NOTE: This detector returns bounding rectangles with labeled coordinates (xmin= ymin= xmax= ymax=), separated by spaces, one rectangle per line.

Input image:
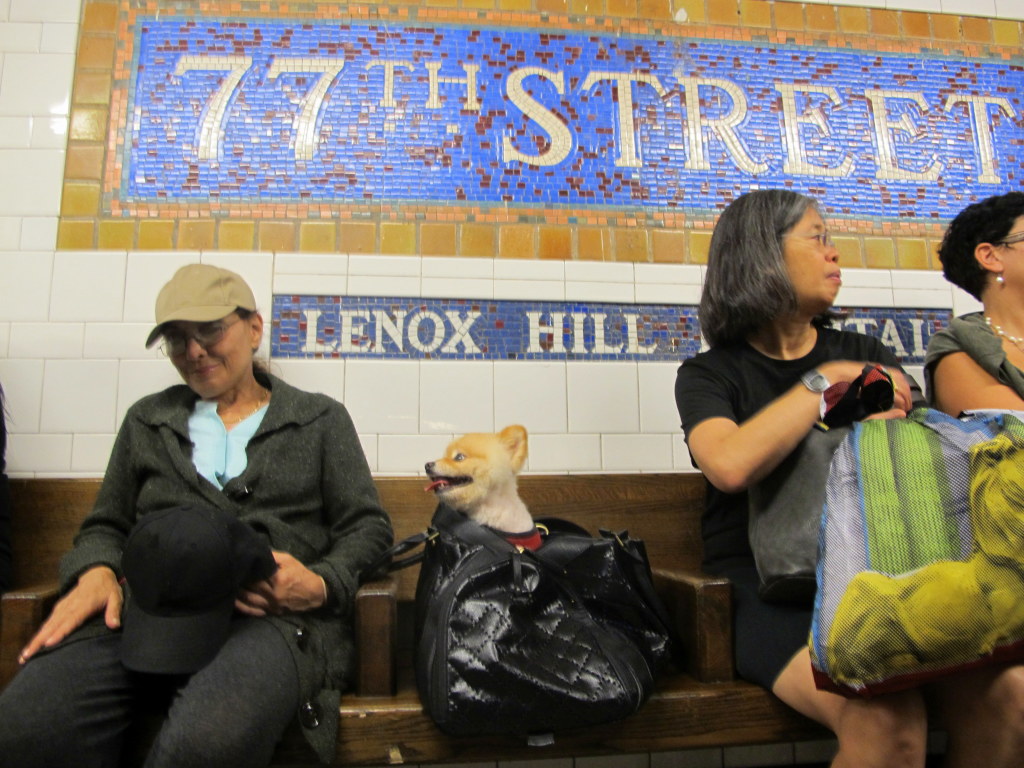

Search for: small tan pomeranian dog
xmin=424 ymin=425 xmax=541 ymax=549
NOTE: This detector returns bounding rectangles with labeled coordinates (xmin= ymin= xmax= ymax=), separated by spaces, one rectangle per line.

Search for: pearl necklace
xmin=220 ymin=389 xmax=268 ymax=425
xmin=984 ymin=316 xmax=1024 ymax=353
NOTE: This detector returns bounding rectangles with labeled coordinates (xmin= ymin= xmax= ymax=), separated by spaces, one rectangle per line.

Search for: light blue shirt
xmin=189 ymin=400 xmax=268 ymax=489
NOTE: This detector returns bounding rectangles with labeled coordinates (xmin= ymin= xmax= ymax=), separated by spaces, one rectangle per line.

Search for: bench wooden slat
xmin=335 ymin=673 xmax=823 ymax=766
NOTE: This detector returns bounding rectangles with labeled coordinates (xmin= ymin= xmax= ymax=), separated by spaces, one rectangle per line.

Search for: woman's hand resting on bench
xmin=18 ymin=565 xmax=123 ymax=664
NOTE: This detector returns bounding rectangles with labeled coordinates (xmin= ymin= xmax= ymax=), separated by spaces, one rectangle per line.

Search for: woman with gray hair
xmin=675 ymin=189 xmax=964 ymax=766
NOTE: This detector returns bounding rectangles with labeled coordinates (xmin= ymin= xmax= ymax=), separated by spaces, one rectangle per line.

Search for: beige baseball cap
xmin=146 ymin=264 xmax=257 ymax=348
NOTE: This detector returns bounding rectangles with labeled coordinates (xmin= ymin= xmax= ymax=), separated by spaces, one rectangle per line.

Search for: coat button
xmin=294 ymin=627 xmax=309 ymax=651
xmin=300 ymin=701 xmax=321 ymax=729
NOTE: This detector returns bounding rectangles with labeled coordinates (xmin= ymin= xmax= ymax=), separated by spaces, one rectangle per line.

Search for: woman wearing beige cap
xmin=0 ymin=264 xmax=394 ymax=767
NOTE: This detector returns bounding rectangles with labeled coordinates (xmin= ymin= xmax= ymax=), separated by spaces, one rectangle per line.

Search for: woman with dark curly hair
xmin=926 ymin=191 xmax=1024 ymax=414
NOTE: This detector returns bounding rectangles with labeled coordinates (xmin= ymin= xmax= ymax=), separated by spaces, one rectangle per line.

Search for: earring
xmin=997 ymin=274 xmax=1006 ymax=285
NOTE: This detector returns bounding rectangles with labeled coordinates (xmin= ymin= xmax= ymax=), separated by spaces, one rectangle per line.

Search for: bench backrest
xmin=9 ymin=474 xmax=707 ymax=600
xmin=9 ymin=478 xmax=100 ymax=588
xmin=377 ymin=474 xmax=706 ymax=600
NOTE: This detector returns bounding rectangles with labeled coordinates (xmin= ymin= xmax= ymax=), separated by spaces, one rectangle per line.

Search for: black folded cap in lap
xmin=121 ymin=505 xmax=277 ymax=675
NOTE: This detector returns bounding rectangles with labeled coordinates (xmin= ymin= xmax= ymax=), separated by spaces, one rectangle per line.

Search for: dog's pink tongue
xmin=425 ymin=479 xmax=449 ymax=493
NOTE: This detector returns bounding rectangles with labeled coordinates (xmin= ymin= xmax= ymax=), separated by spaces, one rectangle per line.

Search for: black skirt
xmin=710 ymin=560 xmax=813 ymax=690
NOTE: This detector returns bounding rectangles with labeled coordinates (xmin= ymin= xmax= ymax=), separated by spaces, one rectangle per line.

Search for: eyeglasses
xmin=160 ymin=317 xmax=240 ymax=356
xmin=995 ymin=232 xmax=1024 ymax=248
xmin=786 ymin=231 xmax=835 ymax=250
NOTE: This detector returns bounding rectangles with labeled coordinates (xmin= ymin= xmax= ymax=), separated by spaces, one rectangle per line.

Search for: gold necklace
xmin=984 ymin=316 xmax=1024 ymax=353
xmin=220 ymin=389 xmax=268 ymax=425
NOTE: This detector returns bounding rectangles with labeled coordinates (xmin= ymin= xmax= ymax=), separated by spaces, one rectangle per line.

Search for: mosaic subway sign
xmin=123 ymin=19 xmax=1023 ymax=219
xmin=271 ymin=297 xmax=950 ymax=363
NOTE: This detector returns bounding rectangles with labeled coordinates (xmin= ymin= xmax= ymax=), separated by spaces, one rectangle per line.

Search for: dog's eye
xmin=453 ymin=452 xmax=465 ymax=461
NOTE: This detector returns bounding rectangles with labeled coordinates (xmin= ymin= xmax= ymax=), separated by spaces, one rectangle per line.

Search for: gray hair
xmin=699 ymin=189 xmax=819 ymax=347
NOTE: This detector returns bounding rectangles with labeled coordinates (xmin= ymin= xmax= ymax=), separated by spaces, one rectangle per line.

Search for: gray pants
xmin=0 ymin=617 xmax=300 ymax=768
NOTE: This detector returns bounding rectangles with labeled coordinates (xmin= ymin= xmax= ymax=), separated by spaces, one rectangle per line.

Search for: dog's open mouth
xmin=424 ymin=474 xmax=472 ymax=493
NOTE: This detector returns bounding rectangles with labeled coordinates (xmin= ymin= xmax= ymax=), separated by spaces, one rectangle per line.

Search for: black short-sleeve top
xmin=674 ymin=327 xmax=911 ymax=570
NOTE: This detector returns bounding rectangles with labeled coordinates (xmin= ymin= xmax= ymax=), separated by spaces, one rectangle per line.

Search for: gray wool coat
xmin=57 ymin=372 xmax=394 ymax=762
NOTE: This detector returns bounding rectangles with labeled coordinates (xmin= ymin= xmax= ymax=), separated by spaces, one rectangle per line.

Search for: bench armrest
xmin=353 ymin=574 xmax=398 ymax=697
xmin=0 ymin=582 xmax=61 ymax=690
xmin=653 ymin=568 xmax=733 ymax=683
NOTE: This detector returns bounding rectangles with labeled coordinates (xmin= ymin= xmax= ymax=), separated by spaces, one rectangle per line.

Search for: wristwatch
xmin=800 ymin=369 xmax=830 ymax=393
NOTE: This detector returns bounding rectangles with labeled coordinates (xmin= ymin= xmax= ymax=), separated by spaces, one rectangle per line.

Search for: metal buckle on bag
xmin=514 ymin=523 xmax=549 ymax=552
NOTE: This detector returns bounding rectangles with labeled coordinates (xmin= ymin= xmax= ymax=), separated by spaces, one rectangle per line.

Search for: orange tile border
xmin=57 ymin=220 xmax=96 ymax=250
xmin=864 ymin=237 xmax=897 ymax=269
xmin=381 ymin=222 xmax=417 ymax=254
xmin=870 ymin=9 xmax=900 ymax=37
xmin=420 ymin=222 xmax=457 ymax=256
xmin=339 ymin=222 xmax=377 ymax=254
xmin=461 ymin=223 xmax=496 ymax=257
xmin=805 ymin=4 xmax=835 ymax=33
xmin=218 ymin=221 xmax=257 ymax=250
xmin=651 ymin=229 xmax=684 ymax=264
xmin=896 ymin=238 xmax=932 ymax=270
xmin=539 ymin=226 xmax=572 ymax=260
xmin=837 ymin=6 xmax=868 ymax=34
xmin=962 ymin=16 xmax=993 ymax=43
xmin=577 ymin=227 xmax=612 ymax=261
xmin=498 ymin=224 xmax=536 ymax=259
xmin=98 ymin=219 xmax=135 ymax=249
xmin=739 ymin=0 xmax=770 ymax=28
xmin=614 ymin=228 xmax=649 ymax=262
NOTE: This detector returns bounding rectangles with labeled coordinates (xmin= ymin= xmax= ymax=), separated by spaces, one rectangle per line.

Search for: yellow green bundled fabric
xmin=811 ymin=410 xmax=1024 ymax=696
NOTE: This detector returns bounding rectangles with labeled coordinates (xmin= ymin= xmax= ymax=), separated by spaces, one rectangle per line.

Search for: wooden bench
xmin=1 ymin=475 xmax=828 ymax=766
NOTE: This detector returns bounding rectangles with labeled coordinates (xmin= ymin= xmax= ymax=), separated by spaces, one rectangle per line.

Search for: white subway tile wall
xmin=124 ymin=252 xmax=197 ymax=322
xmin=0 ymin=252 xmax=54 ymax=321
xmin=0 ymin=1 xmax=1009 ymax=765
xmin=493 ymin=361 xmax=569 ymax=435
xmin=50 ymin=251 xmax=127 ymax=322
xmin=8 ymin=0 xmax=82 ymax=22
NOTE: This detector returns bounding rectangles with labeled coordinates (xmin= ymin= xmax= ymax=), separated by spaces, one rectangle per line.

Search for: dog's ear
xmin=498 ymin=425 xmax=528 ymax=472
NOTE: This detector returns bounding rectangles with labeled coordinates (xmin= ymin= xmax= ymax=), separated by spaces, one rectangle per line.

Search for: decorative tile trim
xmin=56 ymin=0 xmax=1023 ymax=255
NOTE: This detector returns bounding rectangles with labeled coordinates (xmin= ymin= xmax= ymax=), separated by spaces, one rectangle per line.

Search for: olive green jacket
xmin=59 ymin=372 xmax=393 ymax=762
xmin=925 ymin=311 xmax=1024 ymax=403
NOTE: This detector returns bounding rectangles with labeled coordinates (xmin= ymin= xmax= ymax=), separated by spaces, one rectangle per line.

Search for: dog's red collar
xmin=502 ymin=527 xmax=544 ymax=551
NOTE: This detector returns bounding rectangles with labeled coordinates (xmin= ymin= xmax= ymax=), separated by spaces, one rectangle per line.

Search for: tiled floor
xmin=452 ymin=737 xmax=948 ymax=768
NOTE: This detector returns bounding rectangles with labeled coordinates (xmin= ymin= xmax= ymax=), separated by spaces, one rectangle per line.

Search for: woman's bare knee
xmin=832 ymin=692 xmax=928 ymax=768
xmin=772 ymin=650 xmax=928 ymax=768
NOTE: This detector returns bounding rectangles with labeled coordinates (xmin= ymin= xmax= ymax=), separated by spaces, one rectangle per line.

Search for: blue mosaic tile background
xmin=271 ymin=296 xmax=950 ymax=364
xmin=124 ymin=19 xmax=1023 ymax=220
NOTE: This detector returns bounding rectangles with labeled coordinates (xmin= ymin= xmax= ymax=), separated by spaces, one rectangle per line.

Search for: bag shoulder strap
xmin=366 ymin=504 xmax=518 ymax=578
xmin=364 ymin=529 xmax=434 ymax=578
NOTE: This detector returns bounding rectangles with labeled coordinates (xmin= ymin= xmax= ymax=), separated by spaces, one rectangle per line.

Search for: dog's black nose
xmin=425 ymin=461 xmax=434 ymax=473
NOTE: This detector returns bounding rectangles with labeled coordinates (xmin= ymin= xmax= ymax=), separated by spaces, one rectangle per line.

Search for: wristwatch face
xmin=802 ymin=370 xmax=830 ymax=393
